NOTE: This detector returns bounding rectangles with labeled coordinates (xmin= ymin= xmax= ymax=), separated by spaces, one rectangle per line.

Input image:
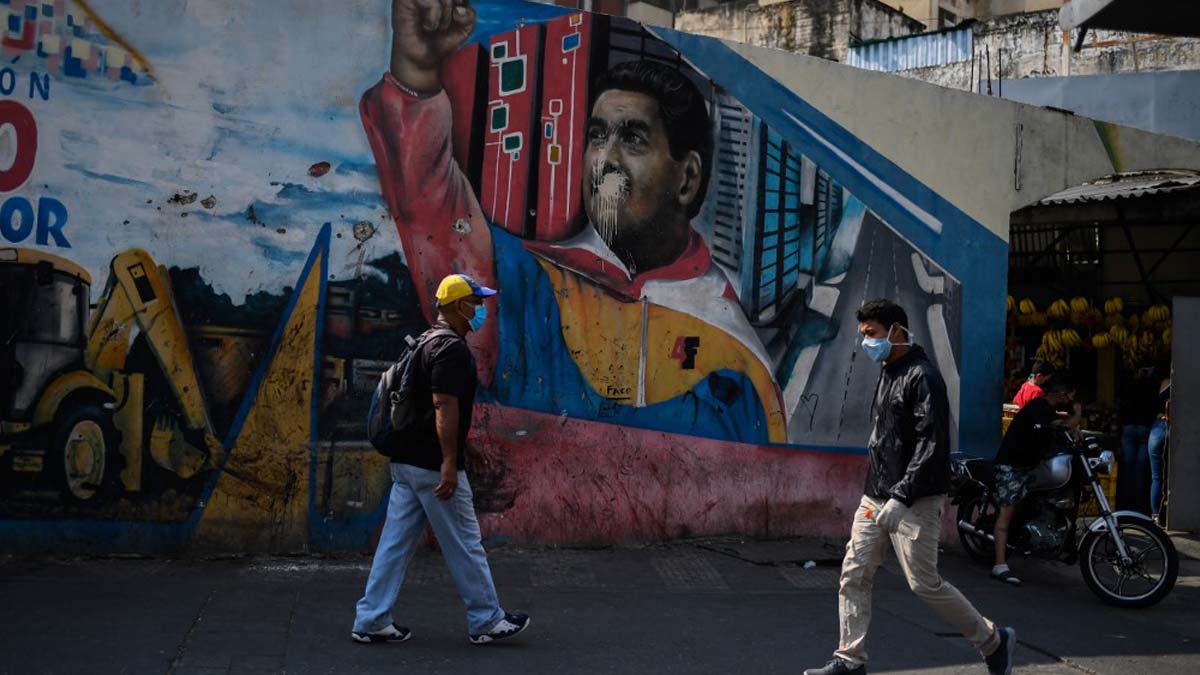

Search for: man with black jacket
xmin=805 ymin=300 xmax=1016 ymax=675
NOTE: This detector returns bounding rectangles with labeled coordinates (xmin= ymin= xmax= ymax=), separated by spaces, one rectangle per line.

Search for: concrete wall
xmin=2 ymin=0 xmax=1199 ymax=556
xmin=990 ymin=71 xmax=1200 ymax=142
xmin=626 ymin=1 xmax=676 ymax=27
xmin=675 ymin=0 xmax=924 ymax=61
xmin=894 ymin=10 xmax=1200 ymax=92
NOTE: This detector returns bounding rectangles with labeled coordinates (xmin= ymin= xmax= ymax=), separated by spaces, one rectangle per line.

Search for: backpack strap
xmin=415 ymin=326 xmax=460 ymax=350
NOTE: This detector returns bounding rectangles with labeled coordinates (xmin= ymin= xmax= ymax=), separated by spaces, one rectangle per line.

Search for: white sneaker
xmin=351 ymin=623 xmax=412 ymax=644
xmin=469 ymin=612 xmax=530 ymax=644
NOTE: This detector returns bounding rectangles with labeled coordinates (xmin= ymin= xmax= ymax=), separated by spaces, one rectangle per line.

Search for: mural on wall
xmin=0 ymin=0 xmax=980 ymax=553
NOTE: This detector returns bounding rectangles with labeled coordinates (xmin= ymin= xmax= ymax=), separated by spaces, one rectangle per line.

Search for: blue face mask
xmin=862 ymin=336 xmax=892 ymax=363
xmin=467 ymin=303 xmax=487 ymax=332
xmin=861 ymin=324 xmax=910 ymax=363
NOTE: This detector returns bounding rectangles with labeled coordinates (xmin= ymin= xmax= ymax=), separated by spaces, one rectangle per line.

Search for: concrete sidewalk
xmin=2 ymin=537 xmax=1198 ymax=674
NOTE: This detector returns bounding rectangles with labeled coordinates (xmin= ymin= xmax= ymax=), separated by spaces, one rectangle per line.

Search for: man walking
xmin=352 ymin=273 xmax=530 ymax=645
xmin=804 ymin=300 xmax=1015 ymax=675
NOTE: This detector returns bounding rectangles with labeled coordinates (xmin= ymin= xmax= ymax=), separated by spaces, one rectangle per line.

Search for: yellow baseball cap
xmin=435 ymin=273 xmax=497 ymax=307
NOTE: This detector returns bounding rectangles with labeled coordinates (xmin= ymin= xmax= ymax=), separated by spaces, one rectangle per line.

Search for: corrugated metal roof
xmin=1039 ymin=171 xmax=1200 ymax=205
xmin=846 ymin=27 xmax=972 ymax=73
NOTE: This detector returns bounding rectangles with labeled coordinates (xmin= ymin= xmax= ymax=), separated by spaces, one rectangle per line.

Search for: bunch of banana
xmin=1109 ymin=324 xmax=1130 ymax=343
xmin=1144 ymin=305 xmax=1171 ymax=326
xmin=1006 ymin=295 xmax=1015 ymax=313
xmin=1103 ymin=297 xmax=1124 ymax=315
xmin=1039 ymin=330 xmax=1071 ymax=365
xmin=1060 ymin=328 xmax=1083 ymax=348
xmin=1018 ymin=298 xmax=1037 ymax=315
xmin=1163 ymin=327 xmax=1172 ymax=345
xmin=1105 ymin=313 xmax=1126 ymax=329
xmin=1047 ymin=299 xmax=1071 ymax=321
xmin=1070 ymin=297 xmax=1090 ymax=313
xmin=1140 ymin=331 xmax=1156 ymax=350
xmin=1142 ymin=305 xmax=1171 ymax=324
xmin=1092 ymin=333 xmax=1112 ymax=349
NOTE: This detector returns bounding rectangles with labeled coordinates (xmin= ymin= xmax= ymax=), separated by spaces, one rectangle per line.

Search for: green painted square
xmin=499 ymin=59 xmax=524 ymax=94
xmin=491 ymin=106 xmax=508 ymax=132
xmin=503 ymin=133 xmax=521 ymax=152
xmin=491 ymin=42 xmax=507 ymax=60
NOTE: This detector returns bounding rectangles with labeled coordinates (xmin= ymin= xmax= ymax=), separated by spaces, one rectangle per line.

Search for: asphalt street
xmin=3 ymin=535 xmax=1198 ymax=674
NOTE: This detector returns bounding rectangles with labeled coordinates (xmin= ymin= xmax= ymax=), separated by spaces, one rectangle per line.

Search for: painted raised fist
xmin=391 ymin=0 xmax=476 ymax=89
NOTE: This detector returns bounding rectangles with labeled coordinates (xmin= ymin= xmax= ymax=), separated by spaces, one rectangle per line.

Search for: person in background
xmin=803 ymin=299 xmax=1016 ymax=675
xmin=1013 ymin=360 xmax=1054 ymax=409
xmin=991 ymin=377 xmax=1080 ymax=586
xmin=1148 ymin=376 xmax=1171 ymax=524
xmin=1117 ymin=365 xmax=1162 ymax=512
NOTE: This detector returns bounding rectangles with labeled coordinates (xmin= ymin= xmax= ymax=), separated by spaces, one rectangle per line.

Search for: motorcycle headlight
xmin=1091 ymin=450 xmax=1115 ymax=474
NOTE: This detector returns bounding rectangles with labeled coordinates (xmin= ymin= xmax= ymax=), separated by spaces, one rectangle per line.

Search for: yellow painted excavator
xmin=0 ymin=246 xmax=223 ymax=500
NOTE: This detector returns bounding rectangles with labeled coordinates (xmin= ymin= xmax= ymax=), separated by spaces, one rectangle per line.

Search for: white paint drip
xmin=591 ymin=164 xmax=627 ymax=250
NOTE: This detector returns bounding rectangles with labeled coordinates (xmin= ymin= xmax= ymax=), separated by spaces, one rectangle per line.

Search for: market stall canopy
xmin=1038 ymin=171 xmax=1200 ymax=206
xmin=1060 ymin=0 xmax=1200 ymax=38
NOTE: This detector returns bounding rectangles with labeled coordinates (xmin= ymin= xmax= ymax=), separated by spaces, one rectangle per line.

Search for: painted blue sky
xmin=7 ymin=0 xmax=564 ymax=303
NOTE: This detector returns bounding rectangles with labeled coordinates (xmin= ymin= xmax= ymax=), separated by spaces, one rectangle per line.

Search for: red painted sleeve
xmin=360 ymin=74 xmax=498 ymax=383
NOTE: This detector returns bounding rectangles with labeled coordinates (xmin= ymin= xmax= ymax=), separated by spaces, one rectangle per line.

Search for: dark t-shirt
xmin=393 ymin=325 xmax=477 ymax=471
xmin=996 ymin=396 xmax=1059 ymax=469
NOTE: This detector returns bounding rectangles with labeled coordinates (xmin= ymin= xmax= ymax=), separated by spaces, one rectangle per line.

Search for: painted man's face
xmin=582 ymin=89 xmax=687 ymax=272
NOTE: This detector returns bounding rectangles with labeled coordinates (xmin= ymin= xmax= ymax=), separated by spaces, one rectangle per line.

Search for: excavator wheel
xmin=48 ymin=402 xmax=120 ymax=501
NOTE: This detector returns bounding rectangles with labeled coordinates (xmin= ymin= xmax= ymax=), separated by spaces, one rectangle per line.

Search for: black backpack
xmin=366 ymin=327 xmax=457 ymax=457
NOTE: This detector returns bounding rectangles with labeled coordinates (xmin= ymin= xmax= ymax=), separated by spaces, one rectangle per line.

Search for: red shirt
xmin=1013 ymin=380 xmax=1045 ymax=409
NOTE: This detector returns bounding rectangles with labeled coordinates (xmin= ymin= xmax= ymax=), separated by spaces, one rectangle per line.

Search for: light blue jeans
xmin=353 ymin=462 xmax=505 ymax=635
xmin=1148 ymin=418 xmax=1169 ymax=517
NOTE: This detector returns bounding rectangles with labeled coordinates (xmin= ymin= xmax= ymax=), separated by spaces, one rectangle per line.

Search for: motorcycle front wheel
xmin=1079 ymin=515 xmax=1178 ymax=608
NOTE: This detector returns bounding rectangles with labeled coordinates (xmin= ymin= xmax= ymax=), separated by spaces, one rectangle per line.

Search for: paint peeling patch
xmin=308 ymin=161 xmax=332 ymax=177
xmin=352 ymin=221 xmax=376 ymax=242
xmin=201 ymin=196 xmax=217 ymax=209
xmin=168 ymin=191 xmax=198 ymax=206
xmin=452 ymin=217 xmax=472 ymax=234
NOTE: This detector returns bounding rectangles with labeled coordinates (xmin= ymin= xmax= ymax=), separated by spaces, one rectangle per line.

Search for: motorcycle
xmin=950 ymin=427 xmax=1178 ymax=608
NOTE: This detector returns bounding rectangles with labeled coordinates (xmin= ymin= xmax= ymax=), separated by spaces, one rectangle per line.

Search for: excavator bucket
xmin=87 ymin=249 xmax=223 ymax=474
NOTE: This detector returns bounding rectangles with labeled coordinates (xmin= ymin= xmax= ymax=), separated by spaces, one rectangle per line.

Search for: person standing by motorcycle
xmin=804 ymin=299 xmax=1016 ymax=675
xmin=991 ymin=377 xmax=1080 ymax=586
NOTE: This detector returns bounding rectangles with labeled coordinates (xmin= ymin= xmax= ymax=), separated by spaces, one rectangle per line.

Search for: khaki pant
xmin=834 ymin=494 xmax=999 ymax=666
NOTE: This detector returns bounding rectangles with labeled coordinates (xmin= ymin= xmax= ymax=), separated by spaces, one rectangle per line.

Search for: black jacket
xmin=864 ymin=345 xmax=951 ymax=506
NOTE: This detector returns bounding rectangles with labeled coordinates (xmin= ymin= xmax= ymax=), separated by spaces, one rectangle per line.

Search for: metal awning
xmin=1039 ymin=171 xmax=1200 ymax=205
xmin=1060 ymin=0 xmax=1200 ymax=38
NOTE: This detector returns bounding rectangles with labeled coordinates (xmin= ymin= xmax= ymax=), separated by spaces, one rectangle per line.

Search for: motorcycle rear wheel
xmin=1079 ymin=515 xmax=1178 ymax=608
xmin=956 ymin=496 xmax=996 ymax=565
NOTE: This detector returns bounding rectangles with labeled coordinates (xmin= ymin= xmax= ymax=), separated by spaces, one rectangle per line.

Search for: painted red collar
xmin=523 ymin=226 xmax=713 ymax=301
